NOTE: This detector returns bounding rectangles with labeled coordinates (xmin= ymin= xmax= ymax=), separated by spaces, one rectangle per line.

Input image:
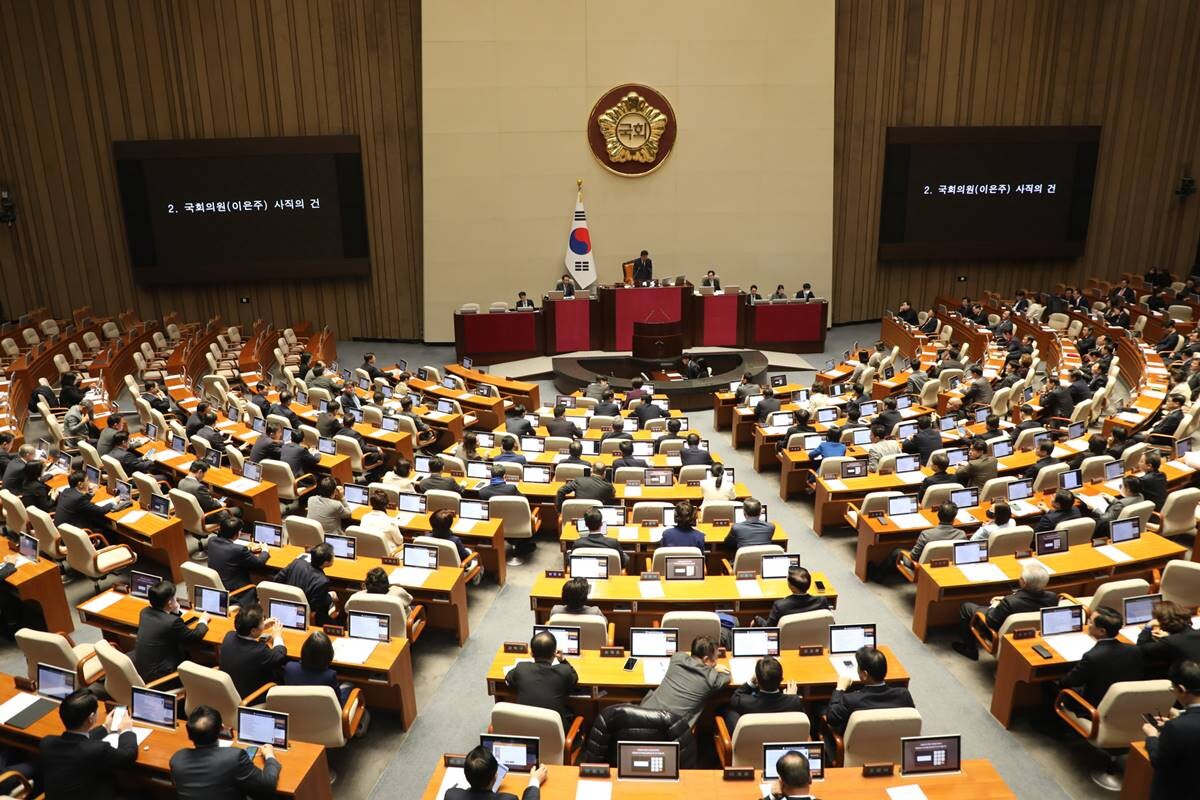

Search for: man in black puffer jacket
xmin=579 ymin=704 xmax=697 ymax=768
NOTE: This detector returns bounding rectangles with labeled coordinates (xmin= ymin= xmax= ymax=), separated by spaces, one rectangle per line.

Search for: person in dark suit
xmin=505 ymin=630 xmax=579 ymax=723
xmin=681 ymin=355 xmax=704 ymax=379
xmin=1022 ymin=439 xmax=1058 ymax=481
xmin=555 ymin=273 xmax=577 ymax=297
xmin=753 ymin=388 xmax=782 ymax=423
xmin=39 ymin=690 xmax=137 ymax=800
xmin=762 ymin=567 xmax=831 ymax=626
xmin=1148 ymin=393 xmax=1186 ymax=438
xmin=515 ymin=291 xmax=536 ymax=309
xmin=555 ymin=473 xmax=616 ymax=509
xmin=18 ymin=461 xmax=54 ymax=513
xmin=494 ymin=436 xmax=528 ymax=465
xmin=208 ymin=516 xmax=267 ymax=598
xmin=194 ymin=411 xmax=228 ymax=452
xmin=1061 ymin=606 xmax=1144 ymax=705
xmin=762 ymin=750 xmax=814 ymax=800
xmin=1034 ymin=489 xmax=1083 ymax=532
xmin=599 ymin=419 xmax=631 ymax=442
xmin=505 ymin=404 xmax=536 ymax=437
xmin=631 ymin=398 xmax=666 ymax=428
xmin=171 ymin=705 xmax=281 ymax=800
xmin=722 ymin=655 xmax=804 ymax=731
xmin=558 ymin=441 xmax=591 ymax=468
xmin=1142 ymin=659 xmax=1200 ymax=800
xmin=874 ymin=397 xmax=903 ymax=435
xmin=733 ymin=373 xmax=762 ymax=403
xmin=248 ymin=421 xmax=285 ymax=463
xmin=701 ymin=270 xmax=721 ymax=290
xmin=55 ymin=470 xmax=123 ymax=529
xmin=545 ymin=405 xmax=582 ymax=438
xmin=446 ymin=746 xmax=546 ymax=800
xmin=594 ymin=390 xmax=621 ymax=418
xmin=655 ymin=417 xmax=686 ymax=453
xmin=825 ymin=647 xmax=915 ymax=738
xmin=178 ymin=460 xmax=227 ymax=515
xmin=776 ymin=410 xmax=814 ymax=453
xmin=280 ymin=429 xmax=321 ymax=478
xmin=133 ymin=579 xmax=211 ymax=682
xmin=610 ymin=440 xmax=648 ymax=471
xmin=917 ymin=452 xmax=958 ymax=503
xmin=1139 ymin=450 xmax=1168 ymax=510
xmin=247 ymin=382 xmax=272 ymax=417
xmin=1137 ymin=600 xmax=1200 ymax=667
xmin=268 ymin=392 xmax=303 ymax=429
xmin=723 ymin=498 xmax=776 ymax=555
xmin=337 ymin=383 xmax=363 ymax=415
xmin=901 ymin=415 xmax=941 ymax=465
xmin=952 ymin=438 xmax=997 ymax=488
xmin=1039 ymin=382 xmax=1076 ymax=421
xmin=219 ymin=603 xmax=288 ymax=699
xmin=570 ymin=508 xmax=628 ymax=568
xmin=275 ymin=543 xmax=338 ymax=625
xmin=185 ymin=402 xmax=210 ymax=438
xmin=795 ymin=283 xmax=817 ymax=301
xmin=478 ymin=463 xmax=521 ymax=500
xmin=417 ymin=457 xmax=462 ymax=495
xmin=140 ymin=379 xmax=174 ymax=416
xmin=679 ymin=434 xmax=714 ymax=467
xmin=108 ymin=431 xmax=166 ymax=479
xmin=1067 ymin=369 xmax=1093 ymax=403
xmin=631 ymin=250 xmax=653 ymax=283
xmin=953 ymin=562 xmax=1056 ymax=659
xmin=428 ymin=507 xmax=473 ymax=564
xmin=361 ymin=352 xmax=389 ymax=384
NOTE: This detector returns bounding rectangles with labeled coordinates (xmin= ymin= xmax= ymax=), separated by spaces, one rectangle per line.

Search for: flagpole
xmin=577 ymin=178 xmax=583 ymax=201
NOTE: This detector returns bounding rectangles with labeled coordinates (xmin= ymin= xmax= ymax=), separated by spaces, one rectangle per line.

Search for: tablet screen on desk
xmin=568 ymin=555 xmax=608 ymax=580
xmin=731 ymin=627 xmax=780 ymax=657
xmin=131 ymin=686 xmax=177 ymax=730
xmin=318 ymin=437 xmax=337 ymax=455
xmin=348 ymin=610 xmax=390 ymax=642
xmin=829 ymin=623 xmax=876 ymax=654
xmin=631 ymin=628 xmax=677 ymax=658
xmin=953 ymin=540 xmax=988 ymax=565
xmin=403 ymin=543 xmax=439 ymax=570
xmin=460 ymin=499 xmax=490 ymax=521
xmin=887 ymin=495 xmax=919 ymax=516
xmin=343 ymin=483 xmax=368 ymax=506
xmin=18 ymin=533 xmax=38 ymax=563
xmin=193 ymin=585 xmax=229 ymax=617
xmin=1007 ymin=479 xmax=1033 ymax=502
xmin=1035 ymin=529 xmax=1068 ymax=556
xmin=760 ymin=553 xmax=800 ymax=579
xmin=901 ymin=735 xmax=961 ymax=775
xmin=632 ymin=441 xmax=655 ymax=458
xmin=618 ymin=741 xmax=679 ymax=780
xmin=663 ymin=556 xmax=704 ymax=581
xmin=325 ymin=533 xmax=357 ymax=560
xmin=599 ymin=506 xmax=626 ymax=527
xmin=398 ymin=493 xmax=427 ymax=513
xmin=380 ymin=416 xmax=400 ymax=432
xmin=1110 ymin=517 xmax=1141 ymax=544
xmin=532 ymin=625 xmax=580 ymax=656
xmin=764 ymin=741 xmax=824 ymax=781
xmin=36 ymin=663 xmax=75 ymax=701
xmin=480 ymin=733 xmax=539 ymax=773
xmin=130 ymin=570 xmax=159 ymax=599
xmin=949 ymin=487 xmax=979 ymax=509
xmin=252 ymin=522 xmax=282 ymax=547
xmin=520 ymin=436 xmax=545 ymax=453
xmin=237 ymin=707 xmax=289 ymax=749
xmin=1041 ymin=604 xmax=1084 ymax=636
xmin=466 ymin=460 xmax=492 ymax=480
xmin=1123 ymin=593 xmax=1161 ymax=626
xmin=269 ymin=598 xmax=309 ymax=631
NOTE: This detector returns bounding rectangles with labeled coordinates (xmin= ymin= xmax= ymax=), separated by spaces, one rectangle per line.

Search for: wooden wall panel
xmin=834 ymin=0 xmax=1200 ymax=322
xmin=0 ymin=0 xmax=422 ymax=339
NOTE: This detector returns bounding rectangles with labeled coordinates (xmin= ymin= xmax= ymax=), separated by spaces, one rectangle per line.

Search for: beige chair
xmin=0 ymin=489 xmax=29 ymax=536
xmin=896 ymin=540 xmax=956 ymax=583
xmin=660 ymin=610 xmax=721 ymax=647
xmin=971 ymin=609 xmax=1042 ymax=659
xmin=598 ymin=439 xmax=624 ymax=455
xmin=26 ymin=508 xmax=67 ymax=563
xmin=413 ymin=535 xmax=482 ymax=583
xmin=1152 ymin=487 xmax=1200 ymax=539
xmin=1158 ymin=560 xmax=1200 ymax=608
xmin=345 ymin=590 xmax=427 ymax=642
xmin=264 ymin=685 xmax=366 ymax=749
xmin=343 ymin=525 xmax=396 ymax=559
xmin=715 ymin=712 xmax=812 ymax=767
xmin=1054 ymin=679 xmax=1175 ymax=789
xmin=779 ymin=609 xmax=836 ymax=650
xmin=677 ymin=465 xmax=711 ymax=484
xmin=59 ymin=523 xmax=136 ymax=592
xmin=1061 ymin=579 xmax=1150 ymax=616
xmin=588 ymin=416 xmax=615 ymax=431
xmin=92 ymin=639 xmax=177 ymax=706
xmin=1031 ymin=462 xmax=1069 ymax=494
xmin=1060 ymin=517 xmax=1098 ymax=547
xmin=560 ymin=499 xmax=602 ymax=526
xmin=659 ymin=439 xmax=685 ymax=456
xmin=552 ymin=463 xmax=589 ymax=482
xmin=987 ymin=526 xmax=1034 ymax=556
xmin=612 ymin=467 xmax=646 ymax=485
xmin=834 ymin=707 xmax=923 ymax=767
xmin=729 ymin=544 xmax=785 ymax=575
xmin=490 ymin=701 xmax=583 ymax=766
xmin=100 ymin=454 xmax=129 ymax=493
xmin=630 ymin=502 xmax=673 ymax=524
xmin=1121 ymin=442 xmax=1149 ymax=473
xmin=1079 ymin=456 xmax=1115 ymax=484
xmin=424 ymin=489 xmax=460 ymax=515
xmin=980 ymin=476 xmax=1016 ymax=504
xmin=178 ymin=660 xmax=273 ymax=725
xmin=547 ymin=612 xmax=613 ymax=649
xmin=817 ymin=457 xmax=853 ymax=481
xmin=699 ymin=501 xmax=739 ymax=524
xmin=181 ymin=560 xmax=255 ymax=604
xmin=649 ymin=546 xmax=704 ymax=574
xmin=131 ymin=471 xmax=168 ymax=507
xmin=169 ymin=488 xmax=221 ymax=559
xmin=334 ymin=435 xmax=377 ymax=479
xmin=1116 ymin=500 xmax=1154 ymax=533
xmin=920 ymin=482 xmax=964 ymax=510
xmin=283 ymin=516 xmax=325 ymax=549
xmin=488 ymin=496 xmax=536 ymax=555
xmin=15 ymin=629 xmax=103 ymax=687
xmin=569 ymin=547 xmax=623 ymax=577
xmin=1013 ymin=426 xmax=1047 ymax=452
xmin=257 ymin=581 xmax=312 ymax=626
xmin=261 ymin=459 xmax=317 ymax=505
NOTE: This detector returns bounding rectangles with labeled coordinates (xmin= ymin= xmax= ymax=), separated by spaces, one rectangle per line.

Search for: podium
xmin=631 ymin=320 xmax=683 ymax=362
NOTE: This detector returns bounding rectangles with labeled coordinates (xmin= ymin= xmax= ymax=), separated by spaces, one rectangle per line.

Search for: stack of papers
xmin=897 ymin=471 xmax=925 ymax=484
xmin=1095 ymin=544 xmax=1134 ymax=563
xmin=730 ymin=658 xmax=757 ymax=684
xmin=624 ymin=486 xmax=643 ymax=497
xmin=958 ymin=562 xmax=1009 ymax=583
xmin=1045 ymin=632 xmax=1097 ymax=662
xmin=736 ymin=579 xmax=763 ymax=598
xmin=829 ymin=654 xmax=859 ymax=681
xmin=389 ymin=567 xmax=432 ymax=587
xmin=1077 ymin=495 xmax=1110 ymax=513
xmin=81 ymin=592 xmax=124 ymax=613
xmin=641 ymin=658 xmax=670 ymax=684
xmin=225 ymin=478 xmax=258 ymax=493
xmin=886 ymin=786 xmax=929 ymax=800
xmin=575 ymin=780 xmax=613 ymax=800
xmin=150 ymin=450 xmax=177 ymax=462
xmin=647 ymin=527 xmax=665 ymax=543
xmin=639 ymin=581 xmax=665 ymax=599
xmin=103 ymin=727 xmax=154 ymax=748
xmin=451 ymin=519 xmax=476 ymax=535
xmin=890 ymin=513 xmax=930 ymax=530
xmin=332 ymin=637 xmax=378 ymax=665
xmin=119 ymin=509 xmax=146 ymax=525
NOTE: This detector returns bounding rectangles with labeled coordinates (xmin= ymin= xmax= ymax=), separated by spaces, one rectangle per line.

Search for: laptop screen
xmin=991 ymin=439 xmax=1014 ymax=458
xmin=242 ymin=460 xmax=262 ymax=482
xmin=894 ymin=454 xmax=920 ymax=474
xmin=663 ymin=556 xmax=704 ymax=580
xmin=1060 ymin=469 xmax=1082 ymax=491
xmin=521 ymin=465 xmax=551 ymax=484
xmin=460 ymin=499 xmax=490 ymax=521
xmin=953 ymin=540 xmax=988 ymax=565
xmin=630 ymin=627 xmax=678 ymax=658
xmin=618 ymin=742 xmax=679 ymax=780
xmin=269 ymin=598 xmax=309 ymax=630
xmin=901 ymin=735 xmax=961 ymax=776
xmin=398 ymin=493 xmax=427 ymax=513
xmin=568 ymin=555 xmax=609 ymax=579
xmin=841 ymin=460 xmax=868 ymax=479
xmin=131 ymin=686 xmax=177 ymax=729
xmin=950 ymin=487 xmax=979 ymax=509
xmin=380 ymin=416 xmax=400 ymax=432
xmin=318 ymin=437 xmax=337 ymax=455
xmin=325 ymin=533 xmax=357 ymax=560
xmin=829 ymin=623 xmax=877 ymax=654
xmin=37 ymin=663 xmax=75 ymax=701
xmin=1035 ymin=529 xmax=1068 ymax=556
xmin=887 ymin=495 xmax=919 ymax=516
xmin=237 ymin=707 xmax=289 ymax=748
xmin=466 ymin=460 xmax=492 ymax=479
xmin=532 ymin=625 xmax=581 ymax=656
xmin=945 ymin=448 xmax=967 ymax=467
xmin=130 ymin=570 xmax=159 ymax=599
xmin=347 ymin=610 xmax=391 ymax=642
xmin=731 ymin=627 xmax=780 ymax=657
xmin=1105 ymin=460 xmax=1124 ymax=481
xmin=645 ymin=468 xmax=673 ymax=487
xmin=251 ymin=522 xmax=282 ymax=547
xmin=763 ymin=742 xmax=824 ymax=781
xmin=149 ymin=494 xmax=171 ymax=517
xmin=1041 ymin=604 xmax=1085 ymax=636
xmin=1007 ymin=479 xmax=1033 ymax=502
xmin=193 ymin=585 xmax=230 ymax=617
xmin=760 ymin=553 xmax=800 ymax=579
xmin=632 ymin=441 xmax=655 ymax=457
xmin=403 ymin=543 xmax=439 ymax=570
xmin=343 ymin=483 xmax=369 ymax=506
xmin=1110 ymin=517 xmax=1141 ymax=544
xmin=520 ymin=436 xmax=545 ymax=453
xmin=480 ymin=733 xmax=540 ymax=773
xmin=18 ymin=532 xmax=38 ymax=563
xmin=1123 ymin=593 xmax=1162 ymax=626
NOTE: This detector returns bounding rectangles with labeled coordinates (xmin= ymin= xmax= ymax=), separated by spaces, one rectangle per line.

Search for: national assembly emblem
xmin=587 ymin=84 xmax=677 ymax=177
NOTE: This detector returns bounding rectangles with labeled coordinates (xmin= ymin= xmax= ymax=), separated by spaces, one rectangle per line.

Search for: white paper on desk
xmin=1103 ymin=478 xmax=1125 ymax=492
xmin=736 ymin=579 xmax=763 ymax=598
xmin=0 ymin=693 xmax=40 ymax=724
xmin=1167 ymin=459 xmax=1195 ymax=473
xmin=1095 ymin=544 xmax=1134 ymax=564
xmin=389 ymin=566 xmax=431 ymax=587
xmin=436 ymin=767 xmax=469 ymax=800
xmin=665 ymin=457 xmax=682 ymax=467
xmin=829 ymin=654 xmax=859 ymax=681
xmin=624 ymin=486 xmax=643 ymax=497
xmin=119 ymin=509 xmax=147 ymax=524
xmin=150 ymin=450 xmax=177 ymax=462
xmin=1117 ymin=412 xmax=1145 ymax=423
xmin=103 ymin=727 xmax=154 ymax=748
xmin=1051 ymin=447 xmax=1075 ymax=459
xmin=736 ymin=408 xmax=753 ymax=417
xmin=958 ymin=562 xmax=1009 ymax=583
xmin=332 ymin=637 xmax=378 ymax=665
xmin=1046 ymin=631 xmax=1097 ymax=662
xmin=501 ymin=658 xmax=533 ymax=677
xmin=81 ymin=592 xmax=124 ymax=613
xmin=762 ymin=426 xmax=788 ymax=436
xmin=452 ymin=519 xmax=476 ymax=535
xmin=824 ymin=479 xmax=847 ymax=491
xmin=954 ymin=510 xmax=977 ymax=525
xmin=886 ymin=785 xmax=929 ymax=800
xmin=639 ymin=581 xmax=665 ymax=599
xmin=225 ymin=478 xmax=258 ymax=493
xmin=641 ymin=658 xmax=670 ymax=685
xmin=648 ymin=526 xmax=664 ymax=543
xmin=616 ymin=526 xmax=639 ymax=541
xmin=426 ymin=411 xmax=447 ymax=421
xmin=1120 ymin=624 xmax=1145 ymax=643
xmin=889 ymin=513 xmax=931 ymax=530
xmin=1077 ymin=494 xmax=1110 ymax=514
xmin=730 ymin=658 xmax=757 ymax=684
xmin=1144 ymin=389 xmax=1167 ymax=399
xmin=1016 ymin=556 xmax=1054 ymax=575
xmin=393 ymin=511 xmax=415 ymax=527
xmin=896 ymin=471 xmax=925 ymax=484
xmin=215 ymin=420 xmax=236 ymax=429
xmin=575 ymin=780 xmax=613 ymax=800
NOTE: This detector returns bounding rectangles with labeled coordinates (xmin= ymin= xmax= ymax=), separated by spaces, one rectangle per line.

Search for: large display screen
xmin=114 ymin=136 xmax=369 ymax=283
xmin=878 ymin=126 xmax=1100 ymax=259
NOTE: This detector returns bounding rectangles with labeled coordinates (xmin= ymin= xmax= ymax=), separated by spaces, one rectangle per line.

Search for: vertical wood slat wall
xmin=0 ymin=0 xmax=423 ymax=339
xmin=834 ymin=0 xmax=1200 ymax=323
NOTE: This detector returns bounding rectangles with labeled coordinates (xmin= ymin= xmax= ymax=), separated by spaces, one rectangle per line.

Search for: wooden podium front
xmin=631 ymin=320 xmax=683 ymax=361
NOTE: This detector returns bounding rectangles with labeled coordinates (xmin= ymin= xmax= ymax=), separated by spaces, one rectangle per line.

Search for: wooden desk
xmin=420 ymin=760 xmax=1016 ymax=800
xmin=76 ymin=588 xmax=418 ymax=726
xmin=260 ymin=545 xmax=471 ymax=645
xmin=1121 ymin=742 xmax=1152 ymax=800
xmin=409 ymin=376 xmax=506 ymax=430
xmin=558 ymin=522 xmax=788 ymax=575
xmin=348 ymin=505 xmax=508 ymax=586
xmin=913 ymin=533 xmax=1186 ymax=640
xmin=446 ymin=364 xmax=540 ymax=410
xmin=880 ymin=314 xmax=927 ymax=359
xmin=2 ymin=539 xmax=73 ymax=633
xmin=528 ymin=573 xmax=836 ymax=645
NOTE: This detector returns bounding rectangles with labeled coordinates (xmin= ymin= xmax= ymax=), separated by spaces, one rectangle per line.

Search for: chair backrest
xmin=987 ymin=526 xmax=1033 ymax=557
xmin=1159 ymin=560 xmax=1200 ymax=609
xmin=490 ymin=701 xmax=567 ymax=765
xmin=93 ymin=639 xmax=145 ymax=706
xmin=334 ymin=435 xmax=365 ymax=471
xmin=1078 ymin=456 xmax=1114 ymax=484
xmin=1032 ymin=462 xmax=1069 ymax=493
xmin=700 ymin=501 xmax=739 ymax=524
xmin=920 ymin=482 xmax=963 ymax=510
xmin=265 ymin=686 xmax=347 ymax=748
xmin=730 ymin=712 xmax=812 ymax=767
xmin=571 ymin=547 xmax=622 ymax=576
xmin=169 ymin=489 xmax=207 ymax=536
xmin=843 ymin=708 xmax=923 ymax=767
xmin=1115 ymin=499 xmax=1154 ymax=533
xmin=659 ymin=439 xmax=685 ymax=456
xmin=547 ymin=613 xmax=609 ymax=650
xmin=340 ymin=525 xmax=393 ymax=559
xmin=599 ymin=439 xmax=623 ymax=455
xmin=346 ymin=591 xmax=410 ymax=636
xmin=1093 ymin=680 xmax=1176 ymax=749
xmin=994 ymin=610 xmax=1042 ymax=657
xmin=979 ymin=476 xmax=1016 ymax=503
xmin=1047 ymin=312 xmax=1069 ymax=331
xmin=552 ymin=463 xmax=588 ymax=482
xmin=283 ymin=516 xmax=325 ymax=549
xmin=132 ymin=471 xmax=166 ymax=504
xmin=612 ymin=467 xmax=646 ymax=485
xmin=659 ymin=610 xmax=720 ymax=647
xmin=1089 ymin=579 xmax=1151 ymax=615
xmin=677 ymin=465 xmax=710 ymax=484
xmin=100 ymin=454 xmax=128 ymax=491
xmin=15 ymin=629 xmax=78 ymax=681
xmin=731 ymin=545 xmax=785 ymax=574
xmin=560 ymin=499 xmax=602 ymax=524
xmin=488 ymin=496 xmax=533 ymax=540
xmin=588 ymin=415 xmax=615 ymax=431
xmin=267 ymin=413 xmax=293 ymax=431
xmin=630 ymin=502 xmax=672 ymax=524
xmin=0 ymin=489 xmax=28 ymax=534
xmin=420 ymin=365 xmax=441 ymax=383
xmin=778 ymin=609 xmax=836 ymax=649
xmin=917 ymin=540 xmax=956 ymax=565
xmin=257 ymin=581 xmax=311 ymax=623
xmin=1060 ymin=516 xmax=1097 ymax=546
xmin=919 ymin=379 xmax=940 ymax=407
xmin=937 ymin=369 xmax=963 ymax=391
xmin=178 ymin=660 xmax=242 ymax=723
xmin=818 ymin=457 xmax=852 ymax=479
xmin=26 ymin=508 xmax=64 ymax=561
xmin=57 ymin=523 xmax=102 ymax=578
xmin=1158 ymin=487 xmax=1200 ymax=537
xmin=180 ymin=561 xmax=224 ymax=595
xmin=413 ymin=535 xmax=462 ymax=568
xmin=650 ymin=546 xmax=704 ymax=574
xmin=261 ymin=460 xmax=301 ymax=500
xmin=1121 ymin=442 xmax=1148 ymax=473
xmin=424 ymin=489 xmax=460 ymax=515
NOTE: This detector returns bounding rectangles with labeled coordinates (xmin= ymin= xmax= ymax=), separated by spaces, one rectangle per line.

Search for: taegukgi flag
xmin=565 ymin=186 xmax=596 ymax=288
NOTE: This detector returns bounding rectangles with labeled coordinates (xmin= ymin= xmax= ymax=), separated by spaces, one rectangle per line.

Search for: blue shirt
xmin=808 ymin=441 xmax=847 ymax=463
xmin=495 ymin=452 xmax=527 ymax=465
xmin=661 ymin=526 xmax=705 ymax=549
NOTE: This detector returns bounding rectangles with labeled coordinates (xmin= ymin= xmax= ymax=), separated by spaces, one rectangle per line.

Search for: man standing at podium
xmin=632 ymin=249 xmax=653 ymax=283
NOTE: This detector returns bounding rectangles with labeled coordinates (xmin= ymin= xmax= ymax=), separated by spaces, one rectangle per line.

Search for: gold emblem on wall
xmin=587 ymin=84 xmax=677 ymax=177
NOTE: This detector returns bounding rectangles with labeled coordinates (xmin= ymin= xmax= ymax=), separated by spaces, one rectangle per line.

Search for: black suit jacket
xmin=1062 ymin=638 xmax=1144 ymax=705
xmin=208 ymin=535 xmax=268 ymax=591
xmin=545 ymin=417 xmax=582 ymax=438
xmin=826 ymin=683 xmax=915 ymax=734
xmin=571 ymin=533 xmax=628 ymax=566
xmin=54 ymin=486 xmax=112 ymax=529
xmin=632 ymin=403 xmax=665 ymax=428
xmin=170 ymin=744 xmax=281 ymax=800
xmin=632 ymin=257 xmax=653 ymax=283
xmin=275 ymin=557 xmax=334 ymax=624
xmin=754 ymin=397 xmax=782 ymax=423
xmin=505 ymin=417 xmax=535 ymax=436
xmin=280 ymin=442 xmax=320 ymax=478
xmin=1148 ymin=705 xmax=1200 ymax=800
xmin=1140 ymin=470 xmax=1168 ymax=510
xmin=765 ymin=593 xmax=831 ymax=627
xmin=196 ymin=425 xmax=226 ymax=452
xmin=1152 ymin=409 xmax=1184 ymax=436
xmin=610 ymin=456 xmax=648 ymax=471
xmin=478 ymin=481 xmax=521 ymax=500
xmin=445 ymin=786 xmax=540 ymax=800
xmin=903 ymin=428 xmax=941 ymax=465
xmin=248 ymin=436 xmax=282 ymax=464
xmin=983 ymin=588 xmax=1059 ymax=630
xmin=133 ymin=606 xmax=209 ymax=682
xmin=723 ymin=684 xmax=806 ymax=731
xmin=505 ymin=659 xmax=579 ymax=723
xmin=3 ymin=458 xmax=30 ymax=492
xmin=1034 ymin=506 xmax=1082 ymax=532
xmin=1139 ymin=628 xmax=1200 ymax=668
xmin=1022 ymin=456 xmax=1058 ymax=481
xmin=40 ymin=728 xmax=137 ymax=800
xmin=219 ymin=631 xmax=288 ymax=698
xmin=918 ymin=471 xmax=957 ymax=503
xmin=1040 ymin=386 xmax=1076 ymax=420
xmin=594 ymin=402 xmax=621 ymax=417
xmin=724 ymin=519 xmax=776 ymax=555
xmin=679 ymin=446 xmax=714 ymax=466
xmin=555 ymin=475 xmax=616 ymax=508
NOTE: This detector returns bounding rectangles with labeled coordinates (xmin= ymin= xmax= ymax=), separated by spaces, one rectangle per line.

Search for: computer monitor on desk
xmin=630 ymin=627 xmax=678 ymax=658
xmin=618 ymin=741 xmax=679 ymax=781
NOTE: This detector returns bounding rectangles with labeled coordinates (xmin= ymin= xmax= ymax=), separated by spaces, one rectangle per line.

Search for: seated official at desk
xmin=918 ymin=451 xmax=956 ymax=501
xmin=220 ymin=603 xmax=288 ymax=698
xmin=681 ymin=354 xmax=705 ymax=380
xmin=679 ymin=434 xmax=714 ymax=467
xmin=610 ymin=440 xmax=648 ymax=471
xmin=133 ymin=579 xmax=211 ymax=682
xmin=807 ymin=428 xmax=846 ymax=470
xmin=571 ymin=508 xmax=628 ymax=568
xmin=968 ymin=501 xmax=1016 ymax=542
xmin=479 ymin=463 xmax=521 ymax=500
xmin=776 ymin=410 xmax=814 ymax=453
xmin=734 ymin=373 xmax=761 ymax=403
xmin=505 ymin=630 xmax=579 ymax=724
xmin=583 ymin=376 xmax=611 ymax=401
xmin=359 ymin=490 xmax=405 ymax=548
xmin=545 ymin=405 xmax=582 ymax=438
xmin=171 ymin=705 xmax=281 ymax=800
xmin=283 ymin=630 xmax=354 ymax=706
xmin=825 ymin=647 xmax=915 ymax=740
xmin=661 ymin=501 xmax=705 ymax=549
xmin=759 ymin=567 xmax=831 ymax=627
xmin=795 ymin=283 xmax=816 ymax=301
xmin=1137 ymin=600 xmax=1200 ymax=668
xmin=701 ymin=270 xmax=720 ymax=290
xmin=894 ymin=502 xmax=963 ymax=571
xmin=550 ymin=576 xmax=605 ymax=619
xmin=631 ymin=250 xmax=653 ymax=283
xmin=417 ymin=458 xmax=463 ymax=495
xmin=275 ymin=542 xmax=339 ymax=625
xmin=428 ymin=507 xmax=477 ymax=569
xmin=307 ymin=477 xmax=352 ymax=534
xmin=515 ymin=291 xmax=536 ymax=309
xmin=640 ymin=635 xmax=731 ymax=725
xmin=39 ymin=690 xmax=136 ymax=800
xmin=655 ymin=418 xmax=685 ymax=453
xmin=754 ymin=387 xmax=782 ymax=423
xmin=208 ymin=517 xmax=267 ymax=601
xmin=631 ymin=396 xmax=666 ymax=428
xmin=448 ymin=746 xmax=547 ymax=800
xmin=865 ymin=424 xmax=901 ymax=474
xmin=699 ymin=464 xmax=737 ymax=506
xmin=55 ymin=469 xmax=127 ymax=529
xmin=555 ymin=472 xmax=616 ymax=509
xmin=722 ymin=655 xmax=804 ymax=731
xmin=902 ymin=415 xmax=940 ymax=465
xmin=953 ymin=562 xmax=1054 ymax=660
xmin=248 ymin=421 xmax=285 ymax=463
xmin=506 ymin=405 xmax=536 ymax=437
xmin=1060 ymin=606 xmax=1144 ymax=705
xmin=599 ymin=419 xmax=630 ymax=443
xmin=382 ymin=457 xmax=419 ymax=493
xmin=594 ymin=390 xmax=621 ymax=418
xmin=1142 ymin=659 xmax=1200 ymax=800
xmin=494 ymin=437 xmax=527 ymax=466
xmin=1034 ymin=489 xmax=1083 ymax=532
xmin=952 ymin=438 xmax=997 ymax=488
xmin=723 ymin=497 xmax=775 ymax=555
xmin=762 ymin=750 xmax=815 ymax=800
xmin=555 ymin=273 xmax=577 ymax=297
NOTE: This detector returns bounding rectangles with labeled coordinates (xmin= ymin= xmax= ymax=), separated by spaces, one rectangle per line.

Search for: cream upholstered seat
xmin=1158 ymin=560 xmax=1200 ymax=607
xmin=92 ymin=639 xmax=178 ymax=706
xmin=0 ymin=489 xmax=29 ymax=536
xmin=630 ymin=502 xmax=672 ymax=524
xmin=838 ymin=707 xmax=923 ymax=767
xmin=58 ymin=523 xmax=137 ymax=592
xmin=919 ymin=481 xmax=964 ymax=510
xmin=180 ymin=560 xmax=256 ymax=604
xmin=490 ymin=701 xmax=582 ymax=765
xmin=568 ymin=547 xmax=623 ymax=577
xmin=265 ymin=685 xmax=366 ymax=749
xmin=716 ymin=711 xmax=812 ymax=767
xmin=660 ymin=610 xmax=720 ymax=648
xmin=1153 ymin=487 xmax=1200 ymax=538
xmin=1032 ymin=462 xmax=1069 ymax=493
xmin=26 ymin=508 xmax=67 ymax=563
xmin=779 ymin=610 xmax=836 ymax=649
xmin=699 ymin=501 xmax=738 ymax=524
xmin=489 ymin=496 xmax=534 ymax=544
xmin=342 ymin=525 xmax=396 ymax=559
xmin=261 ymin=459 xmax=317 ymax=504
xmin=552 ymin=463 xmax=588 ymax=482
xmin=345 ymin=590 xmax=427 ymax=642
xmin=257 ymin=581 xmax=312 ymax=626
xmin=15 ymin=629 xmax=103 ymax=686
xmin=560 ymin=499 xmax=602 ymax=526
xmin=284 ymin=516 xmax=325 ymax=549
xmin=423 ymin=489 xmax=460 ymax=515
xmin=413 ymin=535 xmax=482 ymax=582
xmin=178 ymin=660 xmax=273 ymax=725
xmin=986 ymin=526 xmax=1034 ymax=556
xmin=547 ymin=612 xmax=612 ymax=649
xmin=1061 ymin=578 xmax=1149 ymax=615
xmin=650 ymin=546 xmax=703 ymax=574
xmin=169 ymin=488 xmax=221 ymax=558
xmin=729 ymin=545 xmax=784 ymax=575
